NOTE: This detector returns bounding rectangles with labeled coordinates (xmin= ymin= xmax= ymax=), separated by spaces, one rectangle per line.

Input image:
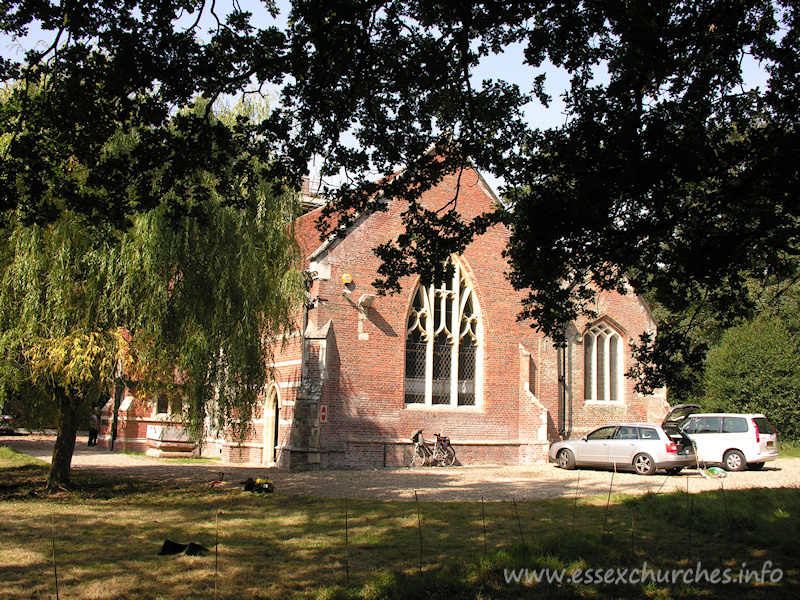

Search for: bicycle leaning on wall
xmin=404 ymin=429 xmax=457 ymax=467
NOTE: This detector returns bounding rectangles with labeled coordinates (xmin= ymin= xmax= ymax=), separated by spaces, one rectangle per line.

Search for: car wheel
xmin=723 ymin=450 xmax=746 ymax=471
xmin=746 ymin=461 xmax=765 ymax=471
xmin=665 ymin=467 xmax=683 ymax=476
xmin=633 ymin=453 xmax=656 ymax=475
xmin=557 ymin=449 xmax=575 ymax=470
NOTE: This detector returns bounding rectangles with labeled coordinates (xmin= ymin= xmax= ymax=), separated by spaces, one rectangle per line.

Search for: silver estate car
xmin=671 ymin=405 xmax=778 ymax=471
xmin=549 ymin=422 xmax=696 ymax=475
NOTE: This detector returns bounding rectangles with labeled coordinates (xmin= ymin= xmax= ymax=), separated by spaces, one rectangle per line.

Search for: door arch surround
xmin=262 ymin=385 xmax=280 ymax=465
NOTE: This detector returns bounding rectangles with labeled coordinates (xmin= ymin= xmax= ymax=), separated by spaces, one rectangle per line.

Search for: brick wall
xmin=271 ymin=165 xmax=665 ymax=468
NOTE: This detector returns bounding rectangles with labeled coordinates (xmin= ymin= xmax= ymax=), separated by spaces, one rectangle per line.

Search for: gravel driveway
xmin=3 ymin=433 xmax=797 ymax=502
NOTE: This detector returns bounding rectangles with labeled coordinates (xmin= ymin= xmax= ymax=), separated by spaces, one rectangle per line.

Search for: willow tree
xmin=1 ymin=0 xmax=304 ymax=489
xmin=0 ymin=98 xmax=303 ymax=490
xmin=115 ymin=143 xmax=304 ymax=446
xmin=0 ymin=215 xmax=126 ymax=489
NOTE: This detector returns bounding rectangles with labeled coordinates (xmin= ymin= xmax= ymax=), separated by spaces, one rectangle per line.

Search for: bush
xmin=703 ymin=316 xmax=800 ymax=440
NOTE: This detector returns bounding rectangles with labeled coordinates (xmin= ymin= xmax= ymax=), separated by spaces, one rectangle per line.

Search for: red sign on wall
xmin=320 ymin=405 xmax=328 ymax=423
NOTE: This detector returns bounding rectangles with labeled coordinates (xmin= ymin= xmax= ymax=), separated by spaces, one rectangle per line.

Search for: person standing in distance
xmin=88 ymin=407 xmax=99 ymax=447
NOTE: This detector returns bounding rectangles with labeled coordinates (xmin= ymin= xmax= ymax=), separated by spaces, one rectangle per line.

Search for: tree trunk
xmin=110 ymin=378 xmax=123 ymax=450
xmin=46 ymin=386 xmax=83 ymax=491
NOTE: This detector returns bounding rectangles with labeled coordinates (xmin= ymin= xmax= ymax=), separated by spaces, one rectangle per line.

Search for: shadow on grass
xmin=2 ymin=444 xmax=800 ymax=599
xmin=0 ymin=448 xmax=193 ymax=501
xmin=318 ymin=525 xmax=797 ymax=600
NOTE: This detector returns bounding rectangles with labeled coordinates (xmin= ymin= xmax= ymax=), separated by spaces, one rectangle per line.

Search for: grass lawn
xmin=1 ymin=446 xmax=799 ymax=599
xmin=778 ymin=440 xmax=800 ymax=458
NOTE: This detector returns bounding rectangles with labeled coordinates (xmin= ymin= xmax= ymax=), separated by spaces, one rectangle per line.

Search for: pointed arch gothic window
xmin=404 ymin=259 xmax=481 ymax=407
xmin=584 ymin=321 xmax=624 ymax=402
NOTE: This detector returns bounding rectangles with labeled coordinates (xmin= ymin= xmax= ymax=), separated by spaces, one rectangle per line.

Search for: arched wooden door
xmin=262 ymin=386 xmax=279 ymax=465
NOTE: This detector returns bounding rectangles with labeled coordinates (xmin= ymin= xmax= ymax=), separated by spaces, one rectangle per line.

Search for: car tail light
xmin=752 ymin=418 xmax=760 ymax=443
xmin=666 ymin=442 xmax=677 ymax=454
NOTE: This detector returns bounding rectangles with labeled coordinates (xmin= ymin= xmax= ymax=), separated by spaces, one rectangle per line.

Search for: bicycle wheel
xmin=403 ymin=445 xmax=415 ymax=467
xmin=404 ymin=445 xmax=425 ymax=468
xmin=442 ymin=445 xmax=456 ymax=467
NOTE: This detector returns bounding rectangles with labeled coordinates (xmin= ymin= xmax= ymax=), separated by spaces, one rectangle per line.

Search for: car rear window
xmin=753 ymin=417 xmax=776 ymax=435
xmin=613 ymin=426 xmax=639 ymax=440
xmin=638 ymin=427 xmax=659 ymax=440
xmin=722 ymin=417 xmax=748 ymax=433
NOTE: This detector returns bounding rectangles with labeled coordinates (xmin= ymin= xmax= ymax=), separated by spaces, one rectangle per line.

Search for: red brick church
xmin=100 ymin=164 xmax=667 ymax=468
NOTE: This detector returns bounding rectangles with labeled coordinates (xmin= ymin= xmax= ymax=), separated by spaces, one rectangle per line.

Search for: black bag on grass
xmin=158 ymin=539 xmax=210 ymax=556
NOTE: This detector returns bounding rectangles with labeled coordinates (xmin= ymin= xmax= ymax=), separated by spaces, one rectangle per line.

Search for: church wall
xmin=100 ymin=166 xmax=667 ymax=469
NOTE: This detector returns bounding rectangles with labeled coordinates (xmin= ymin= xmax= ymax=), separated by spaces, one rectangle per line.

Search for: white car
xmin=549 ymin=421 xmax=696 ymax=475
xmin=1 ymin=414 xmax=15 ymax=433
xmin=673 ymin=405 xmax=779 ymax=471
